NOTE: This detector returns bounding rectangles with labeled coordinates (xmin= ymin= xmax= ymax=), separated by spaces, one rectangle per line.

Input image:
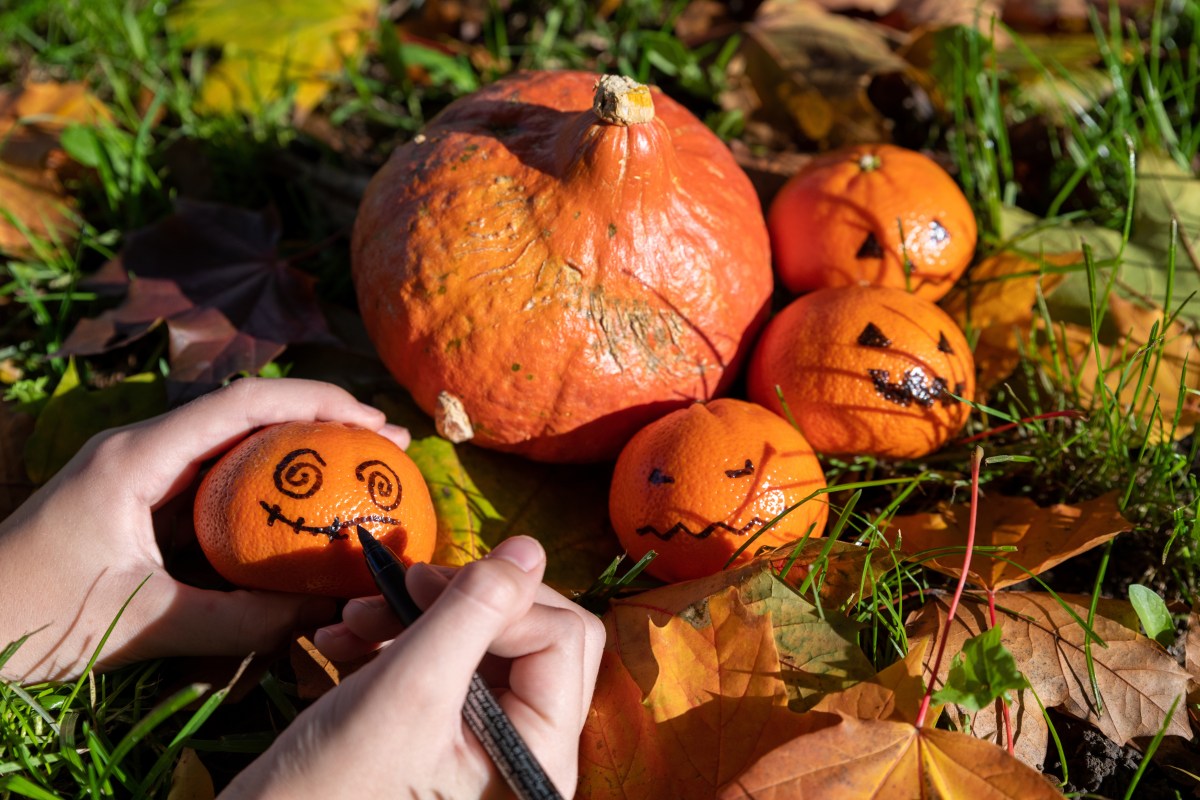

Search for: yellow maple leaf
xmin=170 ymin=0 xmax=379 ymax=116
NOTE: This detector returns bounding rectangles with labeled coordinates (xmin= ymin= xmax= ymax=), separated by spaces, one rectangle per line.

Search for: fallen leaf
xmin=809 ymin=637 xmax=929 ymax=724
xmin=23 ymin=362 xmax=166 ymax=484
xmin=609 ymin=563 xmax=876 ymax=710
xmin=764 ymin=537 xmax=888 ymax=608
xmin=908 ymin=591 xmax=1192 ymax=748
xmin=58 ymin=200 xmax=335 ymax=401
xmin=403 ymin=430 xmax=620 ymax=592
xmin=578 ymin=589 xmax=837 ymax=799
xmin=166 ymin=748 xmax=214 ymax=800
xmin=881 ymin=0 xmax=1006 ymax=36
xmin=0 ymin=81 xmax=113 ymax=256
xmin=885 ymin=491 xmax=1130 ymax=589
xmin=289 ymin=634 xmax=374 ymax=699
xmin=737 ymin=0 xmax=909 ymax=148
xmin=170 ymin=0 xmax=379 ymax=117
xmin=717 ymin=714 xmax=1063 ymax=799
xmin=942 ymin=248 xmax=1076 ymax=394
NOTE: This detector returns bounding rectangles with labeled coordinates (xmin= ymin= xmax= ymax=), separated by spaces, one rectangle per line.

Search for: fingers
xmin=92 ymin=378 xmax=399 ymax=507
xmin=314 ymin=556 xmax=585 ymax=663
xmin=146 ymin=581 xmax=337 ymax=660
xmin=368 ymin=538 xmax=546 ymax=715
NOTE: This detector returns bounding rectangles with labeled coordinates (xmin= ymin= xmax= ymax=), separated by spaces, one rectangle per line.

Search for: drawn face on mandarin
xmin=194 ymin=421 xmax=437 ymax=597
xmin=747 ymin=286 xmax=975 ymax=460
xmin=609 ymin=399 xmax=828 ymax=583
xmin=258 ymin=447 xmax=406 ymax=541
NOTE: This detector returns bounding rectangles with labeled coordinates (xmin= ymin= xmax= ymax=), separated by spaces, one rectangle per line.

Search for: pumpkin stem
xmin=592 ymin=75 xmax=655 ymax=126
xmin=857 ymin=152 xmax=882 ymax=172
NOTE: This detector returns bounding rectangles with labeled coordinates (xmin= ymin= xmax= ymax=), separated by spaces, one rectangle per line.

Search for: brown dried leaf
xmin=809 ymin=637 xmax=928 ymax=724
xmin=737 ymin=0 xmax=907 ymax=148
xmin=58 ymin=200 xmax=335 ymax=400
xmin=578 ymin=589 xmax=836 ymax=799
xmin=608 ymin=561 xmax=875 ymax=710
xmin=1042 ymin=293 xmax=1200 ymax=441
xmin=908 ymin=591 xmax=1192 ymax=747
xmin=885 ymin=491 xmax=1129 ymax=589
xmin=0 ymin=81 xmax=112 ymax=256
xmin=942 ymin=249 xmax=1076 ymax=395
xmin=717 ymin=715 xmax=1063 ymax=799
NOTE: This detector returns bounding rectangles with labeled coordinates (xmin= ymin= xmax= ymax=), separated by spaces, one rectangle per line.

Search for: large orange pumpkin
xmin=609 ymin=398 xmax=828 ymax=583
xmin=352 ymin=72 xmax=772 ymax=462
xmin=768 ymin=144 xmax=977 ymax=301
xmin=747 ymin=286 xmax=975 ymax=459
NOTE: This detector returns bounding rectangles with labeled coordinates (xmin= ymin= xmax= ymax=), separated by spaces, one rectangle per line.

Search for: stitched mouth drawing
xmin=637 ymin=516 xmax=767 ymax=541
xmin=258 ymin=501 xmax=401 ymax=541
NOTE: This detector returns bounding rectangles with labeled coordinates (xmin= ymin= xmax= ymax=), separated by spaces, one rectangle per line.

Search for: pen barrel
xmin=369 ymin=560 xmax=425 ymax=626
xmin=463 ymin=673 xmax=564 ymax=800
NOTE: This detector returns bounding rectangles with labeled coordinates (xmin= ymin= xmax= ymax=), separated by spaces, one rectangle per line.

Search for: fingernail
xmin=487 ymin=536 xmax=543 ymax=573
xmin=315 ymin=624 xmax=352 ymax=643
xmin=299 ymin=597 xmax=337 ymax=627
xmin=380 ymin=422 xmax=412 ymax=448
xmin=346 ymin=595 xmax=387 ymax=614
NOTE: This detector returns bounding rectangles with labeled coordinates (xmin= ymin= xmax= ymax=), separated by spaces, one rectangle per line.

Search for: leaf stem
xmin=987 ymin=588 xmax=1016 ymax=755
xmin=916 ymin=445 xmax=984 ymax=729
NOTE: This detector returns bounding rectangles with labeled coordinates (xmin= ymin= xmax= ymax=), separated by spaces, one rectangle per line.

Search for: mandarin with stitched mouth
xmin=194 ymin=421 xmax=436 ymax=597
xmin=609 ymin=398 xmax=828 ymax=583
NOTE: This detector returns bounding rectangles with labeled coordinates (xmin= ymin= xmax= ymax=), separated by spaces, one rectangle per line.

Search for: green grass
xmin=2 ymin=0 xmax=1200 ymax=795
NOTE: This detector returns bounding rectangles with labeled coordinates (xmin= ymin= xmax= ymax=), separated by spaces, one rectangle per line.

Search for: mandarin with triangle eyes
xmin=609 ymin=398 xmax=828 ymax=583
xmin=747 ymin=285 xmax=975 ymax=460
xmin=194 ymin=421 xmax=436 ymax=597
xmin=768 ymin=143 xmax=976 ymax=301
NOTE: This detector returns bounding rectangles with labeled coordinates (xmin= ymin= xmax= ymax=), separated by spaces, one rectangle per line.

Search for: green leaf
xmin=23 ymin=362 xmax=166 ymax=484
xmin=999 ymin=178 xmax=1200 ymax=330
xmin=932 ymin=625 xmax=1029 ymax=713
xmin=384 ymin=390 xmax=620 ymax=592
xmin=1128 ymin=584 xmax=1175 ymax=648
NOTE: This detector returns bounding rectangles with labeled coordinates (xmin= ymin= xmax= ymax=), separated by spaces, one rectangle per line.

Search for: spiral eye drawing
xmin=258 ymin=448 xmax=400 ymax=542
xmin=274 ymin=448 xmax=326 ymax=499
xmin=356 ymin=460 xmax=402 ymax=511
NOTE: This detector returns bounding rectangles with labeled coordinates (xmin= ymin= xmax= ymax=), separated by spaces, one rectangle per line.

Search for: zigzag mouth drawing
xmin=636 ymin=516 xmax=767 ymax=541
xmin=259 ymin=501 xmax=401 ymax=542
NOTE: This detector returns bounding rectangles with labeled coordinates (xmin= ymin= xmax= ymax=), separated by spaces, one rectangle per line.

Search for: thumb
xmin=380 ymin=537 xmax=546 ymax=710
xmin=148 ymin=582 xmax=337 ymax=659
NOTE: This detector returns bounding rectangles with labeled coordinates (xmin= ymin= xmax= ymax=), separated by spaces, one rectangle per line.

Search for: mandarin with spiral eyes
xmin=194 ymin=421 xmax=436 ymax=597
xmin=609 ymin=398 xmax=828 ymax=583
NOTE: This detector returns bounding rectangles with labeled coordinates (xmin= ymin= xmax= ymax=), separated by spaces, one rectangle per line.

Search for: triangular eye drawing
xmin=856 ymin=232 xmax=884 ymax=259
xmin=937 ymin=331 xmax=954 ymax=354
xmin=648 ymin=468 xmax=675 ymax=485
xmin=857 ymin=322 xmax=892 ymax=348
xmin=274 ymin=448 xmax=325 ymax=499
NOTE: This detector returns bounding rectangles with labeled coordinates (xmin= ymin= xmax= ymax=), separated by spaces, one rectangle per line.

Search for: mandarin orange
xmin=768 ymin=143 xmax=977 ymax=301
xmin=747 ymin=285 xmax=974 ymax=459
xmin=194 ymin=421 xmax=436 ymax=597
xmin=609 ymin=398 xmax=828 ymax=583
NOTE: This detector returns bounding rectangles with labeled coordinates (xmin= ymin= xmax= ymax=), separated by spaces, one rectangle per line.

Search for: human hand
xmin=222 ymin=536 xmax=605 ymax=799
xmin=0 ymin=378 xmax=409 ymax=683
